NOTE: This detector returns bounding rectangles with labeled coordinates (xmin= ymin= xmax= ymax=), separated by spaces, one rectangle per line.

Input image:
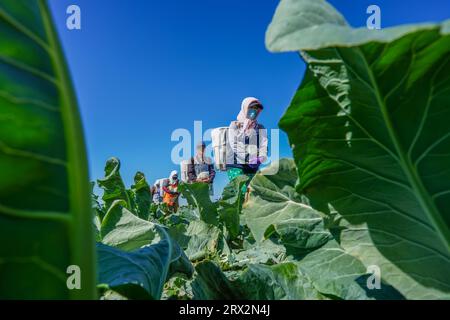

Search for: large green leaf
xmin=243 ymin=159 xmax=332 ymax=251
xmin=167 ymin=237 xmax=195 ymax=280
xmin=217 ymin=175 xmax=248 ymax=239
xmin=98 ymin=199 xmax=193 ymax=278
xmin=239 ymin=263 xmax=324 ymax=300
xmin=192 ymin=261 xmax=324 ymax=300
xmin=183 ymin=220 xmax=226 ymax=261
xmin=295 ymin=240 xmax=404 ymax=300
xmin=266 ymin=0 xmax=450 ymax=52
xmin=192 ymin=261 xmax=241 ymax=300
xmin=194 ymin=243 xmax=401 ymax=300
xmin=268 ymin=0 xmax=450 ymax=298
xmin=97 ymin=237 xmax=170 ymax=300
xmin=97 ymin=227 xmax=193 ymax=300
xmin=179 ymin=182 xmax=219 ymax=225
xmin=242 ymin=161 xmax=399 ymax=299
xmin=129 ymin=171 xmax=152 ymax=220
xmin=167 ymin=220 xmax=190 ymax=249
xmin=0 ymin=1 xmax=95 ymax=299
xmin=97 ymin=157 xmax=131 ymax=211
xmin=230 ymin=239 xmax=286 ymax=268
xmin=100 ymin=200 xmax=158 ymax=251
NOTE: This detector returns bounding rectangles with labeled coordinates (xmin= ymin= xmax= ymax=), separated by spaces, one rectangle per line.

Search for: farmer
xmin=152 ymin=180 xmax=163 ymax=204
xmin=162 ymin=170 xmax=180 ymax=212
xmin=187 ymin=141 xmax=216 ymax=195
xmin=226 ymin=97 xmax=268 ymax=197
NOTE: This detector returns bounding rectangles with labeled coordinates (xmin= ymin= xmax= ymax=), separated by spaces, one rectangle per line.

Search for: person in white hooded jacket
xmin=225 ymin=97 xmax=268 ymax=183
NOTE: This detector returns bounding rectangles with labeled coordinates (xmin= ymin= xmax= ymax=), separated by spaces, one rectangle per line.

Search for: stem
xmin=39 ymin=0 xmax=97 ymax=299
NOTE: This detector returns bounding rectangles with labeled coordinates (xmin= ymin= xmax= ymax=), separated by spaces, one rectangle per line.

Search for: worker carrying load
xmin=227 ymin=97 xmax=267 ymax=178
xmin=185 ymin=141 xmax=216 ymax=195
xmin=212 ymin=97 xmax=268 ymax=197
xmin=162 ymin=170 xmax=180 ymax=212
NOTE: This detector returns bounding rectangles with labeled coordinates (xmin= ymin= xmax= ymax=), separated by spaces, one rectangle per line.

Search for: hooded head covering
xmin=237 ymin=97 xmax=263 ymax=133
xmin=169 ymin=170 xmax=178 ymax=184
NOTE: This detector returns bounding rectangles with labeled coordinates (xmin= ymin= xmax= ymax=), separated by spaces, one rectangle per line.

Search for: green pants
xmin=227 ymin=168 xmax=254 ymax=194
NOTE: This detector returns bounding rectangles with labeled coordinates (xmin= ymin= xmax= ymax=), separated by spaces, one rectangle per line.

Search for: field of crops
xmin=0 ymin=0 xmax=449 ymax=300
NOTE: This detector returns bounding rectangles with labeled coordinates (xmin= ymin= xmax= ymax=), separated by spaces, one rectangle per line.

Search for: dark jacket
xmin=187 ymin=157 xmax=216 ymax=183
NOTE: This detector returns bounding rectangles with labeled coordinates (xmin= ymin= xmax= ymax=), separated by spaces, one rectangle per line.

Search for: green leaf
xmin=91 ymin=181 xmax=105 ymax=221
xmin=97 ymin=227 xmax=193 ymax=300
xmin=230 ymin=239 xmax=287 ymax=268
xmin=243 ymin=159 xmax=332 ymax=250
xmin=194 ymin=245 xmax=402 ymax=300
xmin=100 ymin=200 xmax=158 ymax=251
xmin=241 ymin=161 xmax=398 ymax=299
xmin=184 ymin=220 xmax=225 ymax=261
xmin=192 ymin=261 xmax=324 ymax=300
xmin=167 ymin=222 xmax=190 ymax=248
xmin=238 ymin=263 xmax=324 ymax=300
xmin=97 ymin=157 xmax=131 ymax=211
xmin=269 ymin=0 xmax=450 ymax=298
xmin=163 ymin=276 xmax=193 ymax=300
xmin=167 ymin=238 xmax=195 ymax=280
xmin=266 ymin=0 xmax=450 ymax=52
xmin=99 ymin=199 xmax=193 ymax=275
xmin=192 ymin=261 xmax=242 ymax=300
xmin=295 ymin=240 xmax=403 ymax=300
xmin=179 ymin=182 xmax=219 ymax=225
xmin=129 ymin=171 xmax=152 ymax=220
xmin=97 ymin=237 xmax=170 ymax=300
xmin=218 ymin=175 xmax=248 ymax=239
xmin=0 ymin=0 xmax=95 ymax=299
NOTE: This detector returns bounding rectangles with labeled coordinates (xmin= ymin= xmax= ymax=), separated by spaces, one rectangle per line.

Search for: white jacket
xmin=225 ymin=121 xmax=268 ymax=166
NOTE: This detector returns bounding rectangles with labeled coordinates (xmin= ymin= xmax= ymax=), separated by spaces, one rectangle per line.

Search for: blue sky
xmin=48 ymin=0 xmax=450 ymax=196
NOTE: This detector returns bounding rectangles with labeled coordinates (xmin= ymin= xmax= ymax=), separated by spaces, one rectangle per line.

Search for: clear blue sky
xmin=48 ymin=0 xmax=450 ymax=196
